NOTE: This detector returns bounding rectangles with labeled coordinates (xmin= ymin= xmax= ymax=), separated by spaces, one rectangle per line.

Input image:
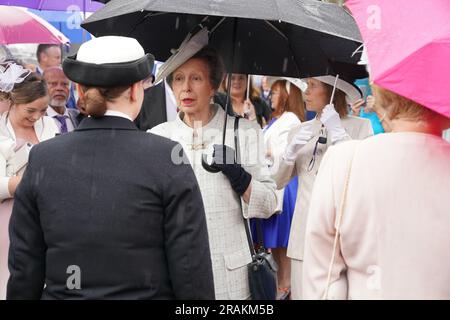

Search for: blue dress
xmin=250 ymin=118 xmax=299 ymax=248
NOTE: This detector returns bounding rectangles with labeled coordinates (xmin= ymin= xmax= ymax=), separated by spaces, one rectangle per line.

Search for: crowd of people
xmin=0 ymin=24 xmax=449 ymax=300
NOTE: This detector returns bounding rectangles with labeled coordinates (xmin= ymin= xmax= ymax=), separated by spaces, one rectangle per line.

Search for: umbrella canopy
xmin=82 ymin=0 xmax=364 ymax=79
xmin=0 ymin=5 xmax=70 ymax=45
xmin=0 ymin=0 xmax=103 ymax=12
xmin=28 ymin=9 xmax=92 ymax=44
xmin=346 ymin=0 xmax=450 ymax=118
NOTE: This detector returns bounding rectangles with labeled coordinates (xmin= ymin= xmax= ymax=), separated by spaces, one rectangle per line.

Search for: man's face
xmin=44 ymin=68 xmax=70 ymax=108
xmin=41 ymin=46 xmax=62 ymax=69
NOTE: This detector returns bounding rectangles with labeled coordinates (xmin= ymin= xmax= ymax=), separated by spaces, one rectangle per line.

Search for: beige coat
xmin=303 ymin=133 xmax=450 ymax=299
xmin=273 ymin=116 xmax=373 ymax=262
xmin=150 ymin=105 xmax=278 ymax=299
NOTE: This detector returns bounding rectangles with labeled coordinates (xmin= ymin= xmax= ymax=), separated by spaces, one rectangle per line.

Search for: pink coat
xmin=303 ymin=132 xmax=450 ymax=299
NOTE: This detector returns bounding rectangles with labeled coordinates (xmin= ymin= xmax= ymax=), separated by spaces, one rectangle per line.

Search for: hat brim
xmin=155 ymin=28 xmax=209 ymax=84
xmin=311 ymin=75 xmax=362 ymax=105
xmin=63 ymin=54 xmax=155 ymax=87
xmin=266 ymin=76 xmax=307 ymax=92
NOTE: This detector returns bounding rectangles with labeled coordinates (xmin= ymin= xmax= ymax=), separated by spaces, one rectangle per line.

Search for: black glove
xmin=210 ymin=144 xmax=252 ymax=196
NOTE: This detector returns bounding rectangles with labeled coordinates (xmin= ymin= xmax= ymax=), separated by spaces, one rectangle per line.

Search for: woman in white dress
xmin=252 ymin=78 xmax=305 ymax=299
xmin=0 ymin=63 xmax=58 ymax=299
xmin=150 ymin=46 xmax=278 ymax=299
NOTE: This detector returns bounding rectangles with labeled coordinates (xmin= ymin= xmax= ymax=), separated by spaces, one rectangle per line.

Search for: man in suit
xmin=7 ymin=36 xmax=215 ymax=300
xmin=36 ymin=44 xmax=77 ymax=109
xmin=43 ymin=67 xmax=83 ymax=133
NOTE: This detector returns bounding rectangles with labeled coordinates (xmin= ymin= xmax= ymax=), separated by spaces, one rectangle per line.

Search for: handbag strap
xmin=322 ymin=143 xmax=358 ymax=300
xmin=255 ymin=219 xmax=264 ymax=250
xmin=233 ymin=116 xmax=258 ymax=258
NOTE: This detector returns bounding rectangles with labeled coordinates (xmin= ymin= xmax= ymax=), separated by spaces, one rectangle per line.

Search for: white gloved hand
xmin=320 ymin=104 xmax=348 ymax=143
xmin=283 ymin=126 xmax=313 ymax=165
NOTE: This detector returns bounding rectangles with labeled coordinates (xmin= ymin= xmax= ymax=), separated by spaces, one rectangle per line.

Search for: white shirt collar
xmin=47 ymin=106 xmax=69 ymax=117
xmin=104 ymin=110 xmax=133 ymax=121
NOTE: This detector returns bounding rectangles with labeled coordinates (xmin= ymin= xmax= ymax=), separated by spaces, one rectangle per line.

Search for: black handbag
xmin=245 ymin=219 xmax=278 ymax=300
xmin=234 ymin=117 xmax=278 ymax=300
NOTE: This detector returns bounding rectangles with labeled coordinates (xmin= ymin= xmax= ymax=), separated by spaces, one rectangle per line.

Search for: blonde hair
xmin=372 ymin=84 xmax=437 ymax=122
xmin=9 ymin=73 xmax=48 ymax=105
xmin=0 ymin=91 xmax=9 ymax=102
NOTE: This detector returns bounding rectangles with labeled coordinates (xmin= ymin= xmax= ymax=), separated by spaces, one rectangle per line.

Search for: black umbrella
xmin=83 ymin=0 xmax=365 ymax=171
xmin=82 ymin=0 xmax=363 ymax=79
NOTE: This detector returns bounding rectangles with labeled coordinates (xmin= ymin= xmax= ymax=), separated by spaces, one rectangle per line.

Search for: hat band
xmin=63 ymin=54 xmax=155 ymax=88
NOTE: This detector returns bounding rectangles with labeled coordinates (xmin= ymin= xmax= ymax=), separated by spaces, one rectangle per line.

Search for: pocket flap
xmin=224 ymin=250 xmax=252 ymax=270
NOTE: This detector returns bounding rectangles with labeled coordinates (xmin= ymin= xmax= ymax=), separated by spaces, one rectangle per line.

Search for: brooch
xmin=188 ymin=143 xmax=208 ymax=151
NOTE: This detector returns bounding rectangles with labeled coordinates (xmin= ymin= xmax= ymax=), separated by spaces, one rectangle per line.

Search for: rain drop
xmin=282 ymin=57 xmax=288 ymax=73
xmin=175 ymin=17 xmax=180 ymax=30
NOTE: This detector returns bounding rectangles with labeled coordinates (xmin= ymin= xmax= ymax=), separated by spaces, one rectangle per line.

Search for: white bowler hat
xmin=266 ymin=76 xmax=307 ymax=94
xmin=63 ymin=36 xmax=154 ymax=87
xmin=309 ymin=75 xmax=362 ymax=105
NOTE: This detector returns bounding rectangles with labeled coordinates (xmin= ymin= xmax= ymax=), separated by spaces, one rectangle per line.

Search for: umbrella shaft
xmin=222 ymin=18 xmax=238 ymax=145
xmin=223 ymin=72 xmax=234 ymax=144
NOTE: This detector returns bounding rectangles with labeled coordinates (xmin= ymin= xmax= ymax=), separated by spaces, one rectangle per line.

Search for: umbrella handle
xmin=329 ymin=74 xmax=339 ymax=104
xmin=201 ymin=153 xmax=221 ymax=173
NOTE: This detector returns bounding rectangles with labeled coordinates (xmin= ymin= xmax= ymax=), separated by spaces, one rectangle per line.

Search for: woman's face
xmin=261 ymin=76 xmax=270 ymax=92
xmin=11 ymin=96 xmax=49 ymax=128
xmin=270 ymin=84 xmax=283 ymax=112
xmin=171 ymin=58 xmax=214 ymax=116
xmin=304 ymin=78 xmax=329 ymax=112
xmin=230 ymin=74 xmax=247 ymax=98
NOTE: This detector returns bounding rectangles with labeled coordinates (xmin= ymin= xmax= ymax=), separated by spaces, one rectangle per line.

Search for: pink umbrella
xmin=0 ymin=5 xmax=69 ymax=45
xmin=346 ymin=0 xmax=450 ymax=118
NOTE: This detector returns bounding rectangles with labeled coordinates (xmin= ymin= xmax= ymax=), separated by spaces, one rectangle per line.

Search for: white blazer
xmin=264 ymin=112 xmax=302 ymax=165
xmin=263 ymin=112 xmax=301 ymax=213
xmin=150 ymin=105 xmax=279 ymax=299
xmin=0 ymin=112 xmax=58 ymax=200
